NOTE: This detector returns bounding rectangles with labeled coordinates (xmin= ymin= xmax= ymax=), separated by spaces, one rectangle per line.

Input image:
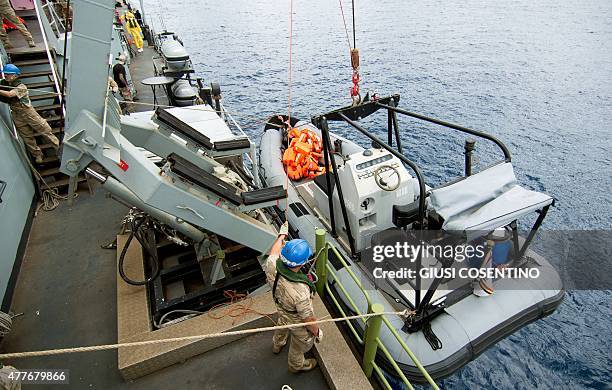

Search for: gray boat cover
xmin=429 ymin=162 xmax=552 ymax=239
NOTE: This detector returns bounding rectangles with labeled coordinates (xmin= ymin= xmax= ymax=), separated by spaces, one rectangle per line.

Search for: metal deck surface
xmin=1 ymin=24 xmax=328 ymax=389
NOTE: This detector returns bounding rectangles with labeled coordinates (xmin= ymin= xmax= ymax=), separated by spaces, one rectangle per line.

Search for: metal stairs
xmin=7 ymin=47 xmax=85 ymax=192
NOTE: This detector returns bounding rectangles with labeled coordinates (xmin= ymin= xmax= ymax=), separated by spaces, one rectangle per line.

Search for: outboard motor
xmin=170 ymin=80 xmax=197 ymax=106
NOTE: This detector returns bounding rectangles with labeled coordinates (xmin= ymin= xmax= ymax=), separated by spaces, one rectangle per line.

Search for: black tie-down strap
xmin=423 ymin=322 xmax=442 ymax=350
xmin=241 ymin=187 xmax=287 ymax=205
xmin=168 ymin=153 xmax=243 ymax=205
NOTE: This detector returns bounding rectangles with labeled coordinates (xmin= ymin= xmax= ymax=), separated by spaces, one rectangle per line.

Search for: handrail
xmin=33 ymin=0 xmax=64 ymax=117
xmin=375 ymin=102 xmax=512 ymax=162
xmin=39 ymin=0 xmax=66 ymax=38
xmin=219 ymin=101 xmax=260 ymax=187
xmin=315 ymin=229 xmax=438 ymax=389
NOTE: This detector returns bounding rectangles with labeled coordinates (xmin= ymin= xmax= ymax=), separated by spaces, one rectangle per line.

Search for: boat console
xmin=308 ymin=145 xmax=416 ymax=252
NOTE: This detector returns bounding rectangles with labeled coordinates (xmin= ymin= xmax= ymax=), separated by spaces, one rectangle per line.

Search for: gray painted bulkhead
xmin=0 ymin=54 xmax=35 ymax=305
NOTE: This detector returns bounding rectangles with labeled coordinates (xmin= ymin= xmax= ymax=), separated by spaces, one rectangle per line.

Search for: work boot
xmin=288 ymin=358 xmax=317 ymax=373
xmin=2 ymin=40 xmax=13 ymax=49
xmin=272 ymin=344 xmax=285 ymax=354
xmin=50 ymin=135 xmax=60 ymax=149
xmin=27 ymin=39 xmax=36 ymax=48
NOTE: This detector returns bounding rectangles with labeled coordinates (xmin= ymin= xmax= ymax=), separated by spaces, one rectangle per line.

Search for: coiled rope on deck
xmin=0 ymin=114 xmax=76 ymax=212
xmin=0 ymin=312 xmax=12 ymax=337
xmin=0 ymin=310 xmax=413 ymax=359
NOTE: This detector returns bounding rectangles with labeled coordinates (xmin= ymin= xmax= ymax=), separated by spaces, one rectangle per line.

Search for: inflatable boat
xmin=160 ymin=38 xmax=191 ymax=72
xmin=153 ymin=32 xmax=198 ymax=106
xmin=170 ymin=79 xmax=197 ymax=106
xmin=258 ymin=95 xmax=564 ymax=381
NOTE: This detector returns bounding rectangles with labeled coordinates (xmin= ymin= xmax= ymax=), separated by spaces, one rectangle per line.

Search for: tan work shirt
xmin=265 ymin=255 xmax=315 ymax=321
xmin=8 ymin=83 xmax=32 ymax=111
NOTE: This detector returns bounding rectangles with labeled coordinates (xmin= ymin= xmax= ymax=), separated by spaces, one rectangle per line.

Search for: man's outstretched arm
xmin=269 ymin=221 xmax=289 ymax=257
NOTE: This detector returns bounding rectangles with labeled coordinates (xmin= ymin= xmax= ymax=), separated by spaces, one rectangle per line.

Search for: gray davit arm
xmin=60 ymin=108 xmax=278 ymax=255
xmin=61 ymin=0 xmax=278 ymax=256
xmin=119 ymin=114 xmax=219 ymax=174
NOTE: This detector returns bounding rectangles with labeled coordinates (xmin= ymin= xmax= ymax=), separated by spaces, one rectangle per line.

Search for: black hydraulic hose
xmin=118 ymin=217 xmax=161 ymax=286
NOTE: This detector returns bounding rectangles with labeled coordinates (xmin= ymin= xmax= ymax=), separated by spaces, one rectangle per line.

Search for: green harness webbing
xmin=272 ymin=259 xmax=315 ymax=314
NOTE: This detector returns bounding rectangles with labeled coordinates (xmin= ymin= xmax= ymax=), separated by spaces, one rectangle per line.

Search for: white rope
xmin=0 ymin=310 xmax=412 ymax=359
xmin=36 ymin=186 xmax=76 ymax=213
xmin=0 ymin=84 xmax=63 ymax=96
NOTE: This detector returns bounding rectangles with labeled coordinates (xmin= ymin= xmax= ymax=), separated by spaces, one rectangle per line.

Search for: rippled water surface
xmin=142 ymin=0 xmax=611 ymax=388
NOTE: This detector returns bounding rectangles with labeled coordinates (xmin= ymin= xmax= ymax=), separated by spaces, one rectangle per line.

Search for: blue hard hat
xmin=280 ymin=239 xmax=313 ymax=267
xmin=3 ymin=64 xmax=20 ymax=75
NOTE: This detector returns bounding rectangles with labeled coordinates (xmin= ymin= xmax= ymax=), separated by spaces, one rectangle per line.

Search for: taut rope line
xmin=337 ymin=0 xmax=352 ymax=50
xmin=0 ymin=310 xmax=412 ymax=359
xmin=282 ymin=0 xmax=295 ymax=219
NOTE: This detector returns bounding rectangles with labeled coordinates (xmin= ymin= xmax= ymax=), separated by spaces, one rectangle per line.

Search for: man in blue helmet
xmin=0 ymin=64 xmax=59 ymax=163
xmin=265 ymin=222 xmax=322 ymax=373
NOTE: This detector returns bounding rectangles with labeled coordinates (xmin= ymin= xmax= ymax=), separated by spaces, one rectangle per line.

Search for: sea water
xmin=142 ymin=0 xmax=611 ymax=388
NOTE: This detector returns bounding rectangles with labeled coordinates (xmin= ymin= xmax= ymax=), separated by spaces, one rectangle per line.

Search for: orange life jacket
xmin=282 ymin=128 xmax=326 ymax=181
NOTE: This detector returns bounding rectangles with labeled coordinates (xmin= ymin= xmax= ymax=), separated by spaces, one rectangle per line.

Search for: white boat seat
xmin=429 ymin=162 xmax=553 ymax=240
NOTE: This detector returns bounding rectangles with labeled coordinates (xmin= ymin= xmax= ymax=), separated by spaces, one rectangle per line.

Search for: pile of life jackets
xmin=282 ymin=128 xmax=326 ymax=181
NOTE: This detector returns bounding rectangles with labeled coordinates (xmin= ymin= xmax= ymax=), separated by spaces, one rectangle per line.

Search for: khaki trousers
xmin=272 ymin=312 xmax=315 ymax=371
xmin=12 ymin=106 xmax=59 ymax=159
xmin=0 ymin=2 xmax=33 ymax=43
xmin=119 ymin=86 xmax=134 ymax=113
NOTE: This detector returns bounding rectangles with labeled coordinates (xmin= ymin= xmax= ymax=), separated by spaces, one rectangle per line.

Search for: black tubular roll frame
xmin=311 ymin=94 xmax=513 ymax=312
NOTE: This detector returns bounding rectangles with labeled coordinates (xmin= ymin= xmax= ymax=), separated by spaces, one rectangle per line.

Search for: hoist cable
xmin=337 ymin=0 xmax=352 ymax=50
xmin=283 ymin=0 xmax=295 ymax=221
xmin=351 ymin=0 xmax=356 ymax=48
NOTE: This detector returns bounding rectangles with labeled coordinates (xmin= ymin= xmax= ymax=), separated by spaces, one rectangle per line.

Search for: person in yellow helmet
xmin=122 ymin=10 xmax=143 ymax=53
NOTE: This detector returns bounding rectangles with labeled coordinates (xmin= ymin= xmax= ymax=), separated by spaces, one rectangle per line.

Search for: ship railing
xmin=220 ymin=102 xmax=260 ymax=187
xmin=33 ymin=0 xmax=65 ymax=117
xmin=38 ymin=0 xmax=67 ymax=39
xmin=314 ymin=229 xmax=438 ymax=389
